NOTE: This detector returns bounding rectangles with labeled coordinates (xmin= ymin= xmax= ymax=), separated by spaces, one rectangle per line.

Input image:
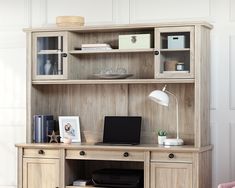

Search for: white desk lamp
xmin=149 ymin=85 xmax=184 ymax=146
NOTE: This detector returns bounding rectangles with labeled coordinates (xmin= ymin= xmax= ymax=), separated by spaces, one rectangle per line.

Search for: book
xmin=73 ymin=179 xmax=92 ymax=186
xmin=81 ymin=43 xmax=112 ymax=51
xmin=81 ymin=43 xmax=111 ymax=48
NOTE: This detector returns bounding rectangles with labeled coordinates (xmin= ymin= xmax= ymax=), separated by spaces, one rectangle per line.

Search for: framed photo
xmin=59 ymin=116 xmax=81 ymax=143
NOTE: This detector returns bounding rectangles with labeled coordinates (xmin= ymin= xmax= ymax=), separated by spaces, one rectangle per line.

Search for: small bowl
xmin=63 ymin=137 xmax=72 ymax=144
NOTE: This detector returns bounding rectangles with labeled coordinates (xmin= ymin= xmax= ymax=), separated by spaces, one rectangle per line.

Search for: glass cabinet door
xmin=154 ymin=27 xmax=194 ymax=79
xmin=33 ymin=32 xmax=67 ymax=80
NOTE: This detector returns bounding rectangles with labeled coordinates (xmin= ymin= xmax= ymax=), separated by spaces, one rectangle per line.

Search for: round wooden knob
xmin=80 ymin=151 xmax=85 ymax=156
xmin=123 ymin=152 xmax=129 ymax=157
xmin=168 ymin=153 xmax=175 ymax=159
xmin=38 ymin=150 xmax=44 ymax=155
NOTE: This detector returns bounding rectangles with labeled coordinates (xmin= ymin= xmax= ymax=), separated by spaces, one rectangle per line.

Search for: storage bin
xmin=167 ymin=35 xmax=185 ymax=49
xmin=119 ymin=34 xmax=151 ymax=49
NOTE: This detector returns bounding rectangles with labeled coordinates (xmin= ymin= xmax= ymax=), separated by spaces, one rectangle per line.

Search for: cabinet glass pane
xmin=36 ymin=36 xmax=64 ymax=76
xmin=160 ymin=51 xmax=190 ymax=73
xmin=160 ymin=32 xmax=190 ymax=73
xmin=37 ymin=36 xmax=63 ymax=51
xmin=37 ymin=54 xmax=63 ymax=75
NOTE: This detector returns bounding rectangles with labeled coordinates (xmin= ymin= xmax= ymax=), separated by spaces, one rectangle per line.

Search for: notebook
xmin=97 ymin=116 xmax=142 ymax=145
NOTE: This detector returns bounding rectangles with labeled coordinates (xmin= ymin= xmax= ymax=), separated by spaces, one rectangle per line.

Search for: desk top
xmin=15 ymin=143 xmax=212 ymax=153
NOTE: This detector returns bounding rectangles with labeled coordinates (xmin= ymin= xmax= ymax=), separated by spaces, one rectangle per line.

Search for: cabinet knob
xmin=168 ymin=153 xmax=175 ymax=159
xmin=154 ymin=51 xmax=159 ymax=55
xmin=80 ymin=151 xmax=85 ymax=156
xmin=38 ymin=150 xmax=45 ymax=155
xmin=123 ymin=152 xmax=129 ymax=157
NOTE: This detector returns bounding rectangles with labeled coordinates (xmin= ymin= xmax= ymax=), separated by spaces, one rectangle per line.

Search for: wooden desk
xmin=16 ymin=143 xmax=212 ymax=188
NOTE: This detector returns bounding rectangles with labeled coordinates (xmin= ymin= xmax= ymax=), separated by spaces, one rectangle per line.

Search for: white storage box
xmin=167 ymin=35 xmax=185 ymax=49
xmin=119 ymin=34 xmax=151 ymax=49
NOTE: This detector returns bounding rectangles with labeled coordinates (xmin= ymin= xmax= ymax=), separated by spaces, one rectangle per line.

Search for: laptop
xmin=96 ymin=116 xmax=142 ymax=145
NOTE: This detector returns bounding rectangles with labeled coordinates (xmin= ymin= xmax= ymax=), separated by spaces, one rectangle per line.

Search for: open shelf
xmin=160 ymin=48 xmax=190 ymax=52
xmin=66 ymin=186 xmax=106 ymax=188
xmin=32 ymin=78 xmax=195 ymax=85
xmin=38 ymin=50 xmax=61 ymax=55
xmin=69 ymin=48 xmax=154 ymax=54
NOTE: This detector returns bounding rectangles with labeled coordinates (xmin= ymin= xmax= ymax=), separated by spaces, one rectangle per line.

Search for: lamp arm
xmin=165 ymin=90 xmax=179 ymax=139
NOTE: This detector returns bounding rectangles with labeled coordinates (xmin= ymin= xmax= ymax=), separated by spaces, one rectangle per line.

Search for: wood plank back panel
xmin=32 ymin=84 xmax=128 ymax=143
xmin=128 ymin=84 xmax=195 ymax=144
xmin=31 ymin=83 xmax=194 ymax=145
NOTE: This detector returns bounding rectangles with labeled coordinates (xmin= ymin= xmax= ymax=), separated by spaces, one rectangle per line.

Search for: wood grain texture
xmin=23 ymin=148 xmax=60 ymax=158
xmin=23 ymin=21 xmax=213 ymax=33
xmin=17 ymin=147 xmax=23 ymax=188
xmin=151 ymin=151 xmax=193 ymax=163
xmin=66 ymin=149 xmax=144 ymax=161
xmin=31 ymin=84 xmax=128 ymax=143
xmin=26 ymin=32 xmax=33 ymax=143
xmin=23 ymin=158 xmax=60 ymax=188
xmin=128 ymin=83 xmax=195 ymax=144
xmin=31 ymin=78 xmax=195 ymax=85
xmin=198 ymin=150 xmax=212 ymax=188
xmin=150 ymin=162 xmax=193 ymax=188
xmin=194 ymin=25 xmax=211 ymax=147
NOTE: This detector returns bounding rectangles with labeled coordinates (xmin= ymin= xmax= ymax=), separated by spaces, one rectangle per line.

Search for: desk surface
xmin=15 ymin=143 xmax=212 ymax=152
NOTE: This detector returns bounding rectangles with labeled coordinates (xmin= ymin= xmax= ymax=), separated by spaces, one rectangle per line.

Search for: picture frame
xmin=59 ymin=116 xmax=81 ymax=143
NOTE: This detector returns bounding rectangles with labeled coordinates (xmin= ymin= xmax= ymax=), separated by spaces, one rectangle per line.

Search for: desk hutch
xmin=16 ymin=21 xmax=212 ymax=188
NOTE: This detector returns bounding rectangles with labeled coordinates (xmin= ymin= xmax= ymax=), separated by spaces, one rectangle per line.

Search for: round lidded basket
xmin=164 ymin=60 xmax=178 ymax=71
xmin=56 ymin=16 xmax=85 ymax=27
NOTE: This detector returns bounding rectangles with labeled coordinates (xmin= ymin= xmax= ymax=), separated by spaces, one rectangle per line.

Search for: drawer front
xmin=23 ymin=149 xmax=60 ymax=159
xmin=151 ymin=152 xmax=192 ymax=163
xmin=66 ymin=149 xmax=144 ymax=161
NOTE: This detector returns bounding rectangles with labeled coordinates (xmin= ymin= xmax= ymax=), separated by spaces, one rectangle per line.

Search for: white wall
xmin=0 ymin=0 xmax=234 ymax=187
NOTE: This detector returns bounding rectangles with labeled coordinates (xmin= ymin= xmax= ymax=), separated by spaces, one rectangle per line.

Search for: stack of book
xmin=81 ymin=43 xmax=112 ymax=51
xmin=33 ymin=115 xmax=54 ymax=143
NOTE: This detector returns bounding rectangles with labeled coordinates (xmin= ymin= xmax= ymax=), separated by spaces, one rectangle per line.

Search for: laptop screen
xmin=103 ymin=116 xmax=142 ymax=145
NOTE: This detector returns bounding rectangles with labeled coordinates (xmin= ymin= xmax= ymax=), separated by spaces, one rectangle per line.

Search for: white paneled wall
xmin=0 ymin=0 xmax=234 ymax=187
xmin=0 ymin=0 xmax=28 ymax=187
xmin=129 ymin=0 xmax=211 ymax=23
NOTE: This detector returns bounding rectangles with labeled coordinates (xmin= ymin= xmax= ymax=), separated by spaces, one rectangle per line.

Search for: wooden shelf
xmin=32 ymin=78 xmax=195 ymax=85
xmin=38 ymin=50 xmax=61 ymax=55
xmin=66 ymin=186 xmax=106 ymax=188
xmin=160 ymin=48 xmax=190 ymax=52
xmin=69 ymin=48 xmax=154 ymax=54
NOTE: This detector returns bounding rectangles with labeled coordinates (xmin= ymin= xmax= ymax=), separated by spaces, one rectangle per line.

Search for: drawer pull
xmin=155 ymin=51 xmax=159 ymax=55
xmin=80 ymin=151 xmax=85 ymax=156
xmin=38 ymin=150 xmax=45 ymax=155
xmin=168 ymin=153 xmax=175 ymax=159
xmin=123 ymin=152 xmax=129 ymax=157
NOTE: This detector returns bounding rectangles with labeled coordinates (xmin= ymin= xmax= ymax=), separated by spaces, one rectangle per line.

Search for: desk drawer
xmin=66 ymin=149 xmax=144 ymax=161
xmin=23 ymin=149 xmax=60 ymax=159
xmin=151 ymin=152 xmax=192 ymax=163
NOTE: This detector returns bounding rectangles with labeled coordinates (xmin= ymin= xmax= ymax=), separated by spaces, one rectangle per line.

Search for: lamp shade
xmin=148 ymin=90 xmax=169 ymax=106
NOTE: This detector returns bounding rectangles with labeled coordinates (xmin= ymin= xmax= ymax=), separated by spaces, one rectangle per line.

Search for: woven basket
xmin=56 ymin=16 xmax=85 ymax=27
xmin=164 ymin=60 xmax=178 ymax=71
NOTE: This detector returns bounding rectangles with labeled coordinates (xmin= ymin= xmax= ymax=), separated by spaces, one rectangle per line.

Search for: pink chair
xmin=218 ymin=181 xmax=235 ymax=188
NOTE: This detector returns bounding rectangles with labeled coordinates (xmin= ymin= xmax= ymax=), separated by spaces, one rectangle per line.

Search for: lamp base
xmin=163 ymin=138 xmax=184 ymax=146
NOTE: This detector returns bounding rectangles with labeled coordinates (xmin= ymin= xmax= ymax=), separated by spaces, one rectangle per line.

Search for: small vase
xmin=44 ymin=60 xmax=52 ymax=75
xmin=158 ymin=136 xmax=166 ymax=145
